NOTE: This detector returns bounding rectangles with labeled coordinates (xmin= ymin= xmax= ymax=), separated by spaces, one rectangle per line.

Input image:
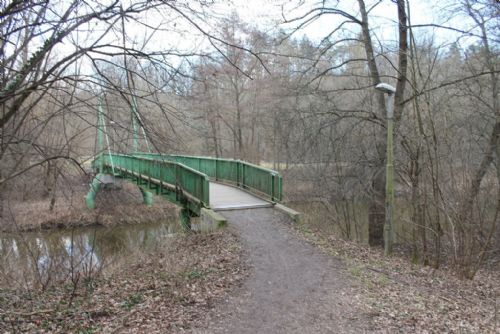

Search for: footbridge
xmin=85 ymin=84 xmax=291 ymax=228
xmin=86 ymin=153 xmax=285 ymax=228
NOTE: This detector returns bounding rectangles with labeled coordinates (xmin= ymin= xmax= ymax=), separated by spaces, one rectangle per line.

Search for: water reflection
xmin=0 ymin=221 xmax=179 ymax=287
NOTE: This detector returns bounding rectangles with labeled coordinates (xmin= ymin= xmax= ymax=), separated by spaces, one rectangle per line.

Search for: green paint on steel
xmin=85 ymin=173 xmax=105 ymax=209
xmin=131 ymin=96 xmax=139 ymax=153
xmin=98 ymin=153 xmax=210 ymax=215
xmin=133 ymin=153 xmax=283 ymax=203
xmin=88 ymin=153 xmax=283 ymax=221
xmin=140 ymin=188 xmax=153 ymax=206
xmin=385 ymin=104 xmax=395 ymax=256
xmin=96 ymin=97 xmax=105 ymax=172
xmin=131 ymin=95 xmax=152 ymax=153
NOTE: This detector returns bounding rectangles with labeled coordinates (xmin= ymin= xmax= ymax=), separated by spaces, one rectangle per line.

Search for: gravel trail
xmin=191 ymin=208 xmax=370 ymax=333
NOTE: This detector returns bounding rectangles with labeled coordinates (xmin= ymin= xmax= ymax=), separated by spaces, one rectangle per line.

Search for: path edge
xmin=274 ymin=203 xmax=301 ymax=223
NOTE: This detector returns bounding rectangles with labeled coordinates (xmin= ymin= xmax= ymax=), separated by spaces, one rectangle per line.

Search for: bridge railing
xmin=101 ymin=154 xmax=210 ymax=207
xmin=134 ymin=153 xmax=283 ymax=202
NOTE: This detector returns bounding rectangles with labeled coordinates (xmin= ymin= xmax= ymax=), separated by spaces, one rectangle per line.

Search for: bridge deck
xmin=209 ymin=182 xmax=273 ymax=211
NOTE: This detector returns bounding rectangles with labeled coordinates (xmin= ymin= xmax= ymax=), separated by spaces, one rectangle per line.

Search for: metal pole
xmin=375 ymin=83 xmax=396 ymax=256
xmin=97 ymin=96 xmax=105 ymax=173
xmin=131 ymin=95 xmax=151 ymax=153
xmin=131 ymin=96 xmax=139 ymax=153
xmin=102 ymin=107 xmax=115 ymax=175
xmin=384 ymin=93 xmax=395 ymax=256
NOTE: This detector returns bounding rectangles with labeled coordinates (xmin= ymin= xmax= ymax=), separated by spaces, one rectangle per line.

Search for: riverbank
xmin=0 ymin=178 xmax=178 ymax=232
xmin=291 ymin=209 xmax=500 ymax=333
xmin=0 ymin=229 xmax=246 ymax=333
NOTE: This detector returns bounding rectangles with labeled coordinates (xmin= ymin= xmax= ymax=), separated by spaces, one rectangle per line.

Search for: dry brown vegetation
xmin=0 ymin=230 xmax=246 ymax=333
xmin=0 ymin=0 xmax=499 ymax=331
xmin=0 ymin=176 xmax=178 ymax=232
xmin=1 ymin=0 xmax=498 ymax=279
xmin=293 ymin=204 xmax=500 ymax=333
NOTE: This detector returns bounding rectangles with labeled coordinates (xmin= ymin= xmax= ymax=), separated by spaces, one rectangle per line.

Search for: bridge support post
xmin=179 ymin=207 xmax=191 ymax=231
xmin=85 ymin=173 xmax=104 ymax=209
xmin=140 ymin=188 xmax=153 ymax=206
xmin=195 ymin=208 xmax=227 ymax=232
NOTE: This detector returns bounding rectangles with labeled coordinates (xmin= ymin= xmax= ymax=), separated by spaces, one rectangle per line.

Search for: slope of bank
xmin=0 ymin=177 xmax=178 ymax=232
xmin=291 ymin=219 xmax=500 ymax=333
xmin=0 ymin=230 xmax=247 ymax=333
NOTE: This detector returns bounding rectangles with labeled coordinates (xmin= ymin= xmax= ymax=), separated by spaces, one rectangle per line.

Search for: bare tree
xmin=277 ymin=0 xmax=409 ymax=247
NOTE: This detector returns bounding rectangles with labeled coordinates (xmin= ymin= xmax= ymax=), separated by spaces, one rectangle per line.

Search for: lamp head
xmin=375 ymin=83 xmax=396 ymax=95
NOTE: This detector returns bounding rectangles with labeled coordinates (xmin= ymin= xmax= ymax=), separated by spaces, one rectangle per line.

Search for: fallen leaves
xmin=0 ymin=230 xmax=247 ymax=333
xmin=293 ymin=222 xmax=500 ymax=333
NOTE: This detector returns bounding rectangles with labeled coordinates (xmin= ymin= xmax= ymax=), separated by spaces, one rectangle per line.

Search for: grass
xmin=121 ymin=293 xmax=144 ymax=310
xmin=290 ymin=199 xmax=416 ymax=246
xmin=291 ymin=204 xmax=500 ymax=333
xmin=347 ymin=263 xmax=364 ymax=278
xmin=77 ymin=327 xmax=96 ymax=334
xmin=185 ymin=269 xmax=206 ymax=280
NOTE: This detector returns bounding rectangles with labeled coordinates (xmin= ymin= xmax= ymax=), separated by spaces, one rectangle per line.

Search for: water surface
xmin=0 ymin=220 xmax=180 ymax=286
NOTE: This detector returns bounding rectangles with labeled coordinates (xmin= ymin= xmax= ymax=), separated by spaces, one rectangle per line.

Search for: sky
xmin=109 ymin=0 xmax=469 ymax=65
xmin=39 ymin=0 xmax=486 ymax=78
xmin=208 ymin=0 xmax=469 ymax=48
xmin=163 ymin=0 xmax=484 ymax=68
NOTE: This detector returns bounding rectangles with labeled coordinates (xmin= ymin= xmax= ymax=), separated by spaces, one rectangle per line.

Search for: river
xmin=0 ymin=220 xmax=180 ymax=287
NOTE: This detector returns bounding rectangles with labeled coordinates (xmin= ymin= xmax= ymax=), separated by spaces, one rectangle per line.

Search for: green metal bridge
xmin=85 ymin=80 xmax=283 ymax=228
xmin=86 ymin=152 xmax=283 ymax=228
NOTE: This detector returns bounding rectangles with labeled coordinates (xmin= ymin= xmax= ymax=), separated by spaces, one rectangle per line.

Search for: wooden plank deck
xmin=209 ymin=182 xmax=273 ymax=211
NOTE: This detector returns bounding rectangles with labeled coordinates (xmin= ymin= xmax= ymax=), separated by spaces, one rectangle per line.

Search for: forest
xmin=0 ymin=0 xmax=498 ymax=332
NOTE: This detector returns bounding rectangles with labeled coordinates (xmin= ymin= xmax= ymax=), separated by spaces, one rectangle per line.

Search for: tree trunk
xmin=458 ymin=0 xmax=499 ymax=243
xmin=460 ymin=121 xmax=500 ymax=223
xmin=358 ymin=0 xmax=386 ymax=246
xmin=0 ymin=168 xmax=3 ymax=223
xmin=358 ymin=0 xmax=409 ymax=247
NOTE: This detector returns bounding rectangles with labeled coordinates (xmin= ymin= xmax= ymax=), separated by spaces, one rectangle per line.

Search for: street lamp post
xmin=375 ymin=83 xmax=396 ymax=256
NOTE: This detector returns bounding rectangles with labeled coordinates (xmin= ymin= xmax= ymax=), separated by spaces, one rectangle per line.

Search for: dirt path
xmin=191 ymin=208 xmax=370 ymax=333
